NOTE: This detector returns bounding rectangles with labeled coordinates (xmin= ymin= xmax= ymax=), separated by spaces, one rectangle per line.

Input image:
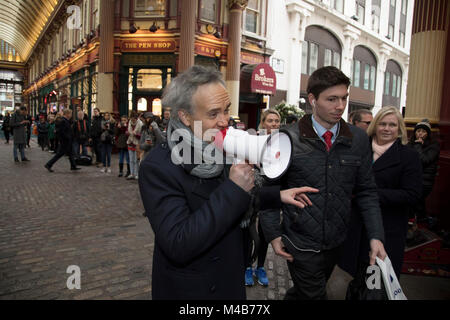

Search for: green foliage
xmin=273 ymin=101 xmax=306 ymax=124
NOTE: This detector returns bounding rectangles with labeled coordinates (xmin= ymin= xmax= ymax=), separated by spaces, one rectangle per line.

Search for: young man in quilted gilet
xmin=259 ymin=66 xmax=387 ymax=300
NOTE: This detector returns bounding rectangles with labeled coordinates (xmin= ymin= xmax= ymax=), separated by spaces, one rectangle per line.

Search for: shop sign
xmin=122 ymin=40 xmax=176 ymax=52
xmin=195 ymin=44 xmax=221 ymax=58
xmin=240 ymin=51 xmax=264 ymax=65
xmin=250 ymin=63 xmax=276 ymax=95
xmin=122 ymin=54 xmax=175 ymax=66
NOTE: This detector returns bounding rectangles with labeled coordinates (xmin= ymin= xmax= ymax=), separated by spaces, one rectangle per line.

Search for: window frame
xmin=243 ymin=0 xmax=261 ymax=35
xmin=199 ymin=0 xmax=219 ymax=24
xmin=134 ymin=0 xmax=167 ymax=18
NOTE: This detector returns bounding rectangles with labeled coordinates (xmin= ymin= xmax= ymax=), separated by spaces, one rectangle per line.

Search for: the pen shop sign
xmin=121 ymin=39 xmax=177 ymax=52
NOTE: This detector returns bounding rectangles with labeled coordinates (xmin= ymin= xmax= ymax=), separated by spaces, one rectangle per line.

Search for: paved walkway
xmin=0 ymin=138 xmax=449 ymax=300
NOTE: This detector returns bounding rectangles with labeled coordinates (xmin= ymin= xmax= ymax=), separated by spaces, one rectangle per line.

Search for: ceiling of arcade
xmin=0 ymin=0 xmax=59 ymax=63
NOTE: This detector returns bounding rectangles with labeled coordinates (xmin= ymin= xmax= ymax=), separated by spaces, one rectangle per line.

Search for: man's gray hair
xmin=162 ymin=65 xmax=225 ymax=120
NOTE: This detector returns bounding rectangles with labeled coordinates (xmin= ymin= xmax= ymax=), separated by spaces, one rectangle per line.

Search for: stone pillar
xmin=98 ymin=0 xmax=114 ymax=113
xmin=372 ymin=43 xmax=392 ymax=115
xmin=226 ymin=0 xmax=248 ymax=118
xmin=286 ymin=1 xmax=313 ymax=106
xmin=342 ymin=25 xmax=360 ymax=120
xmin=179 ymin=0 xmax=196 ymax=72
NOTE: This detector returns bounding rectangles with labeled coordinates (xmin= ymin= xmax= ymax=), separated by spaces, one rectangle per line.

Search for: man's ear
xmin=178 ymin=110 xmax=191 ymax=127
xmin=308 ymin=93 xmax=316 ymax=107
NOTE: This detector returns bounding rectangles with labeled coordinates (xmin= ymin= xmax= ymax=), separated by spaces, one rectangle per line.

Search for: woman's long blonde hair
xmin=367 ymin=106 xmax=408 ymax=145
xmin=258 ymin=109 xmax=281 ymax=130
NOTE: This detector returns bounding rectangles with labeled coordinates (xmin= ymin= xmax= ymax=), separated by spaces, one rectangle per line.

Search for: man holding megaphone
xmin=259 ymin=66 xmax=387 ymax=300
xmin=138 ymin=66 xmax=318 ymax=300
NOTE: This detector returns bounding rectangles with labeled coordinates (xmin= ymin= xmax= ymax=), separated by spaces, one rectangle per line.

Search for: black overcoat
xmin=138 ymin=143 xmax=251 ymax=300
xmin=340 ymin=139 xmax=422 ymax=278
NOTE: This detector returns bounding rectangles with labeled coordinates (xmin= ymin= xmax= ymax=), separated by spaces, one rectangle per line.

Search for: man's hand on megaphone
xmin=271 ymin=237 xmax=293 ymax=262
xmin=280 ymin=187 xmax=319 ymax=209
xmin=229 ymin=163 xmax=255 ymax=193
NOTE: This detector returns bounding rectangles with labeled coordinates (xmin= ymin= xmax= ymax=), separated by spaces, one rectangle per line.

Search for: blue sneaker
xmin=255 ymin=267 xmax=269 ymax=286
xmin=245 ymin=267 xmax=254 ymax=286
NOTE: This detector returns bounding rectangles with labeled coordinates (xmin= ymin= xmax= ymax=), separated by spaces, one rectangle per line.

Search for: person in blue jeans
xmin=100 ymin=112 xmax=115 ymax=173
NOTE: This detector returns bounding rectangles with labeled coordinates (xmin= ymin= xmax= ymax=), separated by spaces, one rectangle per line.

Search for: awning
xmin=240 ymin=63 xmax=276 ymax=95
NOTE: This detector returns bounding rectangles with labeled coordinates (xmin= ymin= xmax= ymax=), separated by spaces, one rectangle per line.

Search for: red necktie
xmin=322 ymin=131 xmax=333 ymax=151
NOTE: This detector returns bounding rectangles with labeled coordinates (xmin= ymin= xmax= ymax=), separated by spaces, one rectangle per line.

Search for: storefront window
xmin=333 ymin=52 xmax=340 ymax=68
xmin=384 ymin=72 xmax=390 ymax=95
xmin=353 ymin=60 xmax=360 ymax=88
xmin=137 ymin=69 xmax=163 ymax=91
xmin=200 ymin=0 xmax=217 ymax=22
xmin=135 ymin=0 xmax=166 ymax=17
xmin=128 ymin=68 xmax=134 ymax=114
xmin=370 ymin=66 xmax=376 ymax=91
xmin=364 ymin=64 xmax=370 ymax=90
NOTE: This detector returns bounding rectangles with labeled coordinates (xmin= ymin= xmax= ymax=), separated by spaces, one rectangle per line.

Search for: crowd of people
xmin=0 ymin=65 xmax=442 ymax=300
xmin=1 ymin=104 xmax=170 ymax=176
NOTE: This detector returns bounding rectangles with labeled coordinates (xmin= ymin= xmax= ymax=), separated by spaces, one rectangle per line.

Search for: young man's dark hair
xmin=307 ymin=66 xmax=351 ymax=99
xmin=20 ymin=106 xmax=27 ymax=111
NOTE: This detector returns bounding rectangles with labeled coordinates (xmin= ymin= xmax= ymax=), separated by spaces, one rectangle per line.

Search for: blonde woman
xmin=343 ymin=106 xmax=422 ymax=279
xmin=258 ymin=109 xmax=281 ymax=135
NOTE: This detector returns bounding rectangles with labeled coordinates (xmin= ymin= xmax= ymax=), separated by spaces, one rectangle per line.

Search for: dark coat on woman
xmin=115 ymin=123 xmax=129 ymax=149
xmin=73 ymin=118 xmax=90 ymax=144
xmin=138 ymin=143 xmax=251 ymax=300
xmin=339 ymin=138 xmax=422 ymax=278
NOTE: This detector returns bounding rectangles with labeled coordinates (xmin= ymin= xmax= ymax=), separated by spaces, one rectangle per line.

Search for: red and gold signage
xmin=250 ymin=63 xmax=276 ymax=95
xmin=240 ymin=51 xmax=264 ymax=65
xmin=195 ymin=44 xmax=221 ymax=58
xmin=122 ymin=39 xmax=176 ymax=52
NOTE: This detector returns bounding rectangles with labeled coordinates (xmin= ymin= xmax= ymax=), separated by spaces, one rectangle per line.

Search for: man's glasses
xmin=358 ymin=121 xmax=371 ymax=125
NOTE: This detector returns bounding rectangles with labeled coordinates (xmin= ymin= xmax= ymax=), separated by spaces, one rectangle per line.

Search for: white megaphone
xmin=214 ymin=126 xmax=292 ymax=180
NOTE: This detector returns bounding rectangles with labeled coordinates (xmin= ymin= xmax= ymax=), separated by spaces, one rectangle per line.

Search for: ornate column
xmin=226 ymin=0 xmax=247 ymax=119
xmin=404 ymin=0 xmax=450 ymax=228
xmin=285 ymin=1 xmax=313 ymax=106
xmin=342 ymin=25 xmax=360 ymax=120
xmin=98 ymin=0 xmax=115 ymax=113
xmin=179 ymin=0 xmax=197 ymax=72
xmin=372 ymin=43 xmax=392 ymax=115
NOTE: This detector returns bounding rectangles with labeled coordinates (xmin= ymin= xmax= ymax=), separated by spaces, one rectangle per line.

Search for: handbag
xmin=376 ymin=256 xmax=408 ymax=300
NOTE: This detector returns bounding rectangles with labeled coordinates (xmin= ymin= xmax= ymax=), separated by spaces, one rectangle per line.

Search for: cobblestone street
xmin=0 ymin=139 xmax=449 ymax=300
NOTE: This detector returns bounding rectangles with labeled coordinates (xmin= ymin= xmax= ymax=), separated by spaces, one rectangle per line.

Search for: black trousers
xmin=46 ymin=142 xmax=76 ymax=169
xmin=283 ymin=240 xmax=342 ymax=300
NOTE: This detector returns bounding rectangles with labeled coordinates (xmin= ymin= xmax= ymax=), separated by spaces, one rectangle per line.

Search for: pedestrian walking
xmin=259 ymin=66 xmax=387 ymax=300
xmin=48 ymin=115 xmax=56 ymax=152
xmin=73 ymin=110 xmax=90 ymax=157
xmin=44 ymin=109 xmax=81 ymax=172
xmin=9 ymin=106 xmax=30 ymax=162
xmin=37 ymin=117 xmax=49 ymax=151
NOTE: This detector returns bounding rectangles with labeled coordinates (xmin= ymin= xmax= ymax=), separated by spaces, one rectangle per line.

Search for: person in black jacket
xmin=44 ymin=109 xmax=81 ymax=172
xmin=2 ymin=111 xmax=11 ymax=144
xmin=73 ymin=110 xmax=90 ymax=157
xmin=89 ymin=108 xmax=103 ymax=165
xmin=259 ymin=66 xmax=387 ymax=300
xmin=37 ymin=117 xmax=49 ymax=151
xmin=342 ymin=106 xmax=422 ymax=280
xmin=408 ymin=119 xmax=440 ymax=222
xmin=138 ymin=66 xmax=315 ymax=300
